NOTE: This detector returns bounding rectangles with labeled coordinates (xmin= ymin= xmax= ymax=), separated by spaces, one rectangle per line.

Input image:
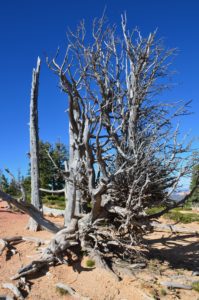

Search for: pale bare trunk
xmin=64 ymin=124 xmax=76 ymax=225
xmin=28 ymin=57 xmax=42 ymax=231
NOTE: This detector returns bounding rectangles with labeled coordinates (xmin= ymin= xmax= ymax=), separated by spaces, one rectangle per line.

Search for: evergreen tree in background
xmin=39 ymin=140 xmax=68 ymax=190
xmin=0 ymin=172 xmax=19 ymax=197
xmin=189 ymin=165 xmax=199 ymax=204
xmin=0 ymin=140 xmax=68 ymax=201
xmin=0 ymin=172 xmax=9 ymax=193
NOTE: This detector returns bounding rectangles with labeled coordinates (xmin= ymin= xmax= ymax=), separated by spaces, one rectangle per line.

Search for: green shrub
xmin=42 ymin=194 xmax=66 ymax=209
xmin=56 ymin=286 xmax=68 ymax=295
xmin=146 ymin=204 xmax=199 ymax=223
xmin=87 ymin=202 xmax=92 ymax=208
xmin=86 ymin=259 xmax=95 ymax=267
xmin=160 ymin=288 xmax=167 ymax=296
xmin=146 ymin=206 xmax=165 ymax=215
xmin=192 ymin=282 xmax=199 ymax=292
xmin=165 ymin=211 xmax=199 ymax=223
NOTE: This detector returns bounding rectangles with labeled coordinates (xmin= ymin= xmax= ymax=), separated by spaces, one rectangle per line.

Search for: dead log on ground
xmin=0 ymin=191 xmax=60 ymax=233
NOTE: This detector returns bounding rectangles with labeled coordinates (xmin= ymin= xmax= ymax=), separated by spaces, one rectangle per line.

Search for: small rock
xmin=192 ymin=271 xmax=199 ymax=276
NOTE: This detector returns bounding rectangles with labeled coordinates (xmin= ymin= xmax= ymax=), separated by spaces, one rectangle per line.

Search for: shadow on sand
xmin=145 ymin=233 xmax=199 ymax=271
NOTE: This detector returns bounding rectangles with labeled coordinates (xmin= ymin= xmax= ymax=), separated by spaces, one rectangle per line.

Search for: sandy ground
xmin=0 ymin=201 xmax=199 ymax=300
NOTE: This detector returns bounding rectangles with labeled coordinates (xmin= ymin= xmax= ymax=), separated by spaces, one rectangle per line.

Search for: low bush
xmin=192 ymin=281 xmax=199 ymax=292
xmin=42 ymin=194 xmax=66 ymax=209
xmin=56 ymin=286 xmax=68 ymax=295
xmin=165 ymin=211 xmax=199 ymax=223
xmin=86 ymin=259 xmax=95 ymax=268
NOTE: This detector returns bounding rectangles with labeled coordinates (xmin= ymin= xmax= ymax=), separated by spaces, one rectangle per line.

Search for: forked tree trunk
xmin=27 ymin=57 xmax=42 ymax=231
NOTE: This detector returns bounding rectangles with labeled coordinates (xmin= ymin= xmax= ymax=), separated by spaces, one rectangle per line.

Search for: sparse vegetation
xmin=42 ymin=194 xmax=65 ymax=210
xmin=86 ymin=259 xmax=95 ymax=268
xmin=56 ymin=286 xmax=68 ymax=295
xmin=165 ymin=211 xmax=199 ymax=223
xmin=147 ymin=205 xmax=199 ymax=223
xmin=146 ymin=206 xmax=166 ymax=215
xmin=189 ymin=165 xmax=199 ymax=205
xmin=192 ymin=282 xmax=199 ymax=293
xmin=160 ymin=288 xmax=167 ymax=296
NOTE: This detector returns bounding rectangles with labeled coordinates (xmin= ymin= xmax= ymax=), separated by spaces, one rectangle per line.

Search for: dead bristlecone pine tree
xmin=27 ymin=57 xmax=43 ymax=231
xmin=0 ymin=14 xmax=199 ymax=281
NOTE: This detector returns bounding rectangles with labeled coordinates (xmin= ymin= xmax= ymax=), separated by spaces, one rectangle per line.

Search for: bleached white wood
xmin=28 ymin=57 xmax=42 ymax=231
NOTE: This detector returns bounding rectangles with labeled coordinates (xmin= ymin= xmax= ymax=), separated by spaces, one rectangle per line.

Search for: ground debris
xmin=56 ymin=282 xmax=91 ymax=300
xmin=2 ymin=283 xmax=24 ymax=300
xmin=160 ymin=281 xmax=192 ymax=290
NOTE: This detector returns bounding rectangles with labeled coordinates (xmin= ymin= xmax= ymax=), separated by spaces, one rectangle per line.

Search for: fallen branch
xmin=0 ymin=190 xmax=60 ymax=233
xmin=0 ymin=236 xmax=48 ymax=256
xmin=2 ymin=283 xmax=24 ymax=300
xmin=11 ymin=259 xmax=53 ymax=280
xmin=160 ymin=281 xmax=192 ymax=290
xmin=22 ymin=236 xmax=49 ymax=245
xmin=40 ymin=188 xmax=65 ymax=194
xmin=0 ymin=295 xmax=14 ymax=300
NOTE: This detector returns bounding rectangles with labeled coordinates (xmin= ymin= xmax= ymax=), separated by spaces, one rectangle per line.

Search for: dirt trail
xmin=0 ymin=201 xmax=199 ymax=300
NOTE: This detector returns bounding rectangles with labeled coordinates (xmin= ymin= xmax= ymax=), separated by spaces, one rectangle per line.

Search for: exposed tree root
xmin=1 ymin=191 xmax=148 ymax=282
xmin=10 ymin=215 xmax=147 ymax=282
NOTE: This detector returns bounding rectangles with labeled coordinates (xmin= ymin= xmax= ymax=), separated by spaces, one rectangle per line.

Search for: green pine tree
xmin=0 ymin=173 xmax=9 ymax=192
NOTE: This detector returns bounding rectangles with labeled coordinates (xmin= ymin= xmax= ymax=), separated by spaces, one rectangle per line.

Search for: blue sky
xmin=0 ymin=0 xmax=198 ymax=180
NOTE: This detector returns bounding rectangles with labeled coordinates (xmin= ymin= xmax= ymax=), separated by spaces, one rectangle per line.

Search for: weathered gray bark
xmin=64 ymin=96 xmax=82 ymax=226
xmin=27 ymin=57 xmax=42 ymax=231
xmin=9 ymin=15 xmax=196 ymax=284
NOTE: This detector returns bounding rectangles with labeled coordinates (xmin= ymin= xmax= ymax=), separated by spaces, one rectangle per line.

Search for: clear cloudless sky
xmin=0 ymin=0 xmax=198 ymax=181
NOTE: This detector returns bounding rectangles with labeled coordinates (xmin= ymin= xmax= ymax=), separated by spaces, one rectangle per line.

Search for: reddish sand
xmin=0 ymin=200 xmax=199 ymax=300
